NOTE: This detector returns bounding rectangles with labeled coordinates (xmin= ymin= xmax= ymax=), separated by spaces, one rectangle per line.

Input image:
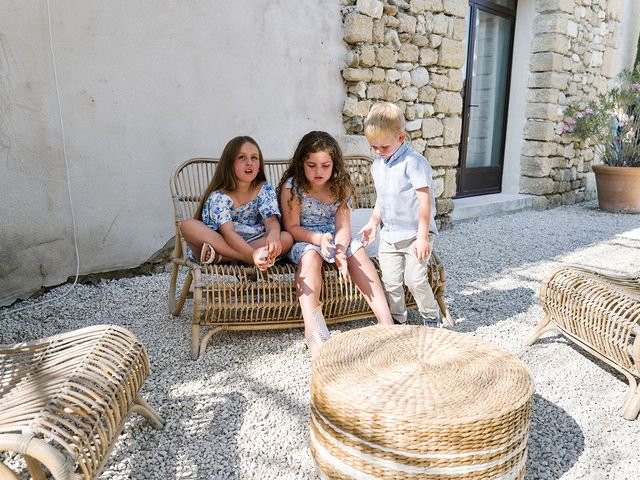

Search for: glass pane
xmin=466 ymin=10 xmax=513 ymax=168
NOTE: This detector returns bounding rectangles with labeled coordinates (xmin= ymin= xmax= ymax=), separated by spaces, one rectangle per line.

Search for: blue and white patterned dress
xmin=284 ymin=178 xmax=363 ymax=264
xmin=201 ymin=182 xmax=281 ymax=241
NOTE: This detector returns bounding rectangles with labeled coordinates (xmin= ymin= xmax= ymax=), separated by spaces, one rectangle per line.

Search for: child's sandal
xmin=200 ymin=242 xmax=217 ymax=265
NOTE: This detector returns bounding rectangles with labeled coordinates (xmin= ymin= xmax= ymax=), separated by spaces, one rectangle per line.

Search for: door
xmin=457 ymin=0 xmax=517 ymax=197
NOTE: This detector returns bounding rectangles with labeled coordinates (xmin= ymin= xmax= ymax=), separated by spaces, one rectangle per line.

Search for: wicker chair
xmin=0 ymin=325 xmax=163 ymax=479
xmin=526 ymin=266 xmax=640 ymax=420
xmin=169 ymin=156 xmax=451 ymax=359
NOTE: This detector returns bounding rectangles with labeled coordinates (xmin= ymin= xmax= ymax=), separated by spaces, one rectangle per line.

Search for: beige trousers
xmin=378 ymin=234 xmax=438 ymax=323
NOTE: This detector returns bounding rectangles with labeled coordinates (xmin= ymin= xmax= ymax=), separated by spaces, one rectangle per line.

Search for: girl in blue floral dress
xmin=279 ymin=131 xmax=393 ymax=356
xmin=180 ymin=136 xmax=293 ymax=271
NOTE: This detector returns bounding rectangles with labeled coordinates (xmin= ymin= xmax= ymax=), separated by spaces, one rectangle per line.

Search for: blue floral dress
xmin=201 ymin=182 xmax=281 ymax=240
xmin=284 ymin=178 xmax=363 ymax=264
xmin=188 ymin=182 xmax=280 ymax=261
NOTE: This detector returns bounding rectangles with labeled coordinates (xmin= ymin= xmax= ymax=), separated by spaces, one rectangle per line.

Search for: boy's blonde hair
xmin=364 ymin=102 xmax=405 ymax=139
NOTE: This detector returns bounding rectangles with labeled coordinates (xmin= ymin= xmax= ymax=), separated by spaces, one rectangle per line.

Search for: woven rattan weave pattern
xmin=169 ymin=157 xmax=451 ymax=359
xmin=0 ymin=325 xmax=163 ymax=479
xmin=527 ymin=266 xmax=640 ymax=420
xmin=310 ymin=325 xmax=534 ymax=479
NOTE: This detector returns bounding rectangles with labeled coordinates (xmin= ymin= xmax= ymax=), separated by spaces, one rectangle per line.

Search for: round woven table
xmin=309 ymin=325 xmax=534 ymax=479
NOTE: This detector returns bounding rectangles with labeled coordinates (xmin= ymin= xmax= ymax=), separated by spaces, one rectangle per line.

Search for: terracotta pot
xmin=592 ymin=164 xmax=640 ymax=213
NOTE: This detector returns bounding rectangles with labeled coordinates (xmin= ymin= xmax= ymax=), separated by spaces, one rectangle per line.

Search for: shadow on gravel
xmin=445 ymin=286 xmax=535 ymax=332
xmin=123 ymin=392 xmax=246 ymax=480
xmin=526 ymin=394 xmax=584 ymax=480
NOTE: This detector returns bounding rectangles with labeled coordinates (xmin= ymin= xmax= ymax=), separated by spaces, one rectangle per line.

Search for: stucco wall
xmin=0 ymin=1 xmax=347 ymax=305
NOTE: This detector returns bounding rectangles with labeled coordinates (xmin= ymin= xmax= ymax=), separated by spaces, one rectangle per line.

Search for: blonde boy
xmin=360 ymin=102 xmax=440 ymax=326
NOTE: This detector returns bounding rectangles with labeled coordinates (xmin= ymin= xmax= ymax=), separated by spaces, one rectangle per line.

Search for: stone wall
xmin=340 ymin=0 xmax=467 ymax=228
xmin=521 ymin=0 xmax=624 ymax=208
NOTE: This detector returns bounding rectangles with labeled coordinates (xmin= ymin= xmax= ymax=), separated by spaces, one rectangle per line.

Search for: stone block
xmin=531 ymin=195 xmax=549 ymax=210
xmin=422 ymin=117 xmax=444 ymax=138
xmin=399 ymin=43 xmax=420 ymax=62
xmin=452 ymin=18 xmax=467 ymax=41
xmin=375 ymin=47 xmax=397 ymax=68
xmin=521 ymin=156 xmax=554 ymax=177
xmin=342 ymin=68 xmax=373 ymax=82
xmin=444 ymin=168 xmax=457 ymax=197
xmin=426 ymin=147 xmax=459 ymax=167
xmin=528 ymin=72 xmax=569 ymax=89
xmin=521 ymin=140 xmax=557 ymax=157
xmin=430 ymin=73 xmax=448 ymax=89
xmin=527 ymin=88 xmax=560 ymax=104
xmin=373 ymin=19 xmax=385 ymax=42
xmin=419 ymin=48 xmax=439 ymax=65
xmin=347 ymin=81 xmax=367 ymax=98
xmin=520 ymin=176 xmax=556 ymax=195
xmin=410 ymin=67 xmax=430 ymax=87
xmin=398 ymin=13 xmax=418 ymax=34
xmin=530 ymin=52 xmax=565 ymax=72
xmin=432 ymin=14 xmax=449 ymax=36
xmin=534 ymin=13 xmax=568 ymax=34
xmin=447 ymin=69 xmax=463 ymax=91
xmin=344 ymin=13 xmax=373 ymax=44
xmin=436 ymin=198 xmax=454 ymax=215
xmin=442 ymin=0 xmax=466 ymax=17
xmin=526 ymin=102 xmax=562 ymax=121
xmin=359 ymin=45 xmax=376 ymax=67
xmin=343 ymin=97 xmax=373 ymax=117
xmin=524 ymin=120 xmax=556 ymax=141
xmin=367 ymin=83 xmax=389 ymax=100
xmin=418 ymin=86 xmax=437 ymax=103
xmin=442 ymin=116 xmax=462 ymax=145
xmin=536 ymin=0 xmax=574 ymax=14
xmin=384 ymin=84 xmax=404 ymax=102
xmin=531 ymin=33 xmax=570 ymax=54
xmin=372 ymin=68 xmax=386 ymax=82
xmin=437 ymin=38 xmax=465 ymax=68
xmin=356 ymin=0 xmax=384 ymax=19
xmin=406 ymin=119 xmax=423 ymax=132
xmin=434 ymin=91 xmax=462 ymax=114
xmin=402 ymin=86 xmax=419 ymax=101
xmin=412 ymin=34 xmax=430 ymax=47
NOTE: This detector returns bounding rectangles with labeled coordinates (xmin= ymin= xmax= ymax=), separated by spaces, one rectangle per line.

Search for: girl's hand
xmin=265 ymin=236 xmax=282 ymax=259
xmin=334 ymin=252 xmax=350 ymax=282
xmin=359 ymin=221 xmax=378 ymax=246
xmin=253 ymin=247 xmax=273 ymax=271
xmin=320 ymin=233 xmax=335 ymax=259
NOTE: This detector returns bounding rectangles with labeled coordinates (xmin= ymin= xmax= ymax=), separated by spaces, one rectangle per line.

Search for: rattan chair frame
xmin=526 ymin=266 xmax=640 ymax=420
xmin=0 ymin=325 xmax=164 ymax=479
xmin=169 ymin=156 xmax=451 ymax=359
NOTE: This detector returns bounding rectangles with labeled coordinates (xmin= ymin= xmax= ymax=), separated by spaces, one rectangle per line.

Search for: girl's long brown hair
xmin=195 ymin=136 xmax=266 ymax=220
xmin=277 ymin=131 xmax=353 ymax=208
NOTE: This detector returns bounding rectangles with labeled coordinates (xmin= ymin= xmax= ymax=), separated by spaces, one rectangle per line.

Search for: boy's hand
xmin=334 ymin=252 xmax=350 ymax=282
xmin=320 ymin=233 xmax=335 ymax=259
xmin=359 ymin=221 xmax=378 ymax=246
xmin=413 ymin=237 xmax=431 ymax=263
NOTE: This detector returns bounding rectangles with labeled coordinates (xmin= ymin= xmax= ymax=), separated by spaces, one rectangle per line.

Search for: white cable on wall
xmin=3 ymin=0 xmax=81 ymax=316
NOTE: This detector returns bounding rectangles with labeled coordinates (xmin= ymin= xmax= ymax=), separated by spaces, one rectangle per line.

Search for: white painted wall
xmin=0 ymin=1 xmax=347 ymax=305
xmin=502 ymin=0 xmax=534 ymax=194
xmin=619 ymin=0 xmax=640 ymax=71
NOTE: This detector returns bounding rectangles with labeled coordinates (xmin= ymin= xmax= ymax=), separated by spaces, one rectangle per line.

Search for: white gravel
xmin=2 ymin=200 xmax=640 ymax=479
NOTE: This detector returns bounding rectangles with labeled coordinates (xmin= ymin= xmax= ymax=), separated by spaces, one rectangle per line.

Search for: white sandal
xmin=305 ymin=305 xmax=331 ymax=357
xmin=200 ymin=242 xmax=218 ymax=265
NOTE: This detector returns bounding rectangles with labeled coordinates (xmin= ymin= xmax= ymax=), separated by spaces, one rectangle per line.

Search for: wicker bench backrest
xmin=170 ymin=156 xmax=377 ymax=255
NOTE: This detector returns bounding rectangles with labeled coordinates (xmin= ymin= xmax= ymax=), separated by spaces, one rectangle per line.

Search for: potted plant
xmin=562 ymin=67 xmax=640 ymax=213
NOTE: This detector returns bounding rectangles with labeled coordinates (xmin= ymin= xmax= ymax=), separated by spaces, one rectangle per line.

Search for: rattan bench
xmin=526 ymin=266 xmax=640 ymax=420
xmin=0 ymin=325 xmax=163 ymax=479
xmin=169 ymin=156 xmax=451 ymax=359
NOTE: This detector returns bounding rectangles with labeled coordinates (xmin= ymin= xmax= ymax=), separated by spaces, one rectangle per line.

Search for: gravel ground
xmin=2 ymin=200 xmax=640 ymax=479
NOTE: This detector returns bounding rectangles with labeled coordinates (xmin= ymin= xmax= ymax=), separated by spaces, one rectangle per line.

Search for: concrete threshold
xmin=451 ymin=193 xmax=535 ymax=222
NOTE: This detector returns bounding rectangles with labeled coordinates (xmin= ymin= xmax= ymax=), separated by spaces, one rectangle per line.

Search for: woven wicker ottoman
xmin=309 ymin=325 xmax=534 ymax=479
